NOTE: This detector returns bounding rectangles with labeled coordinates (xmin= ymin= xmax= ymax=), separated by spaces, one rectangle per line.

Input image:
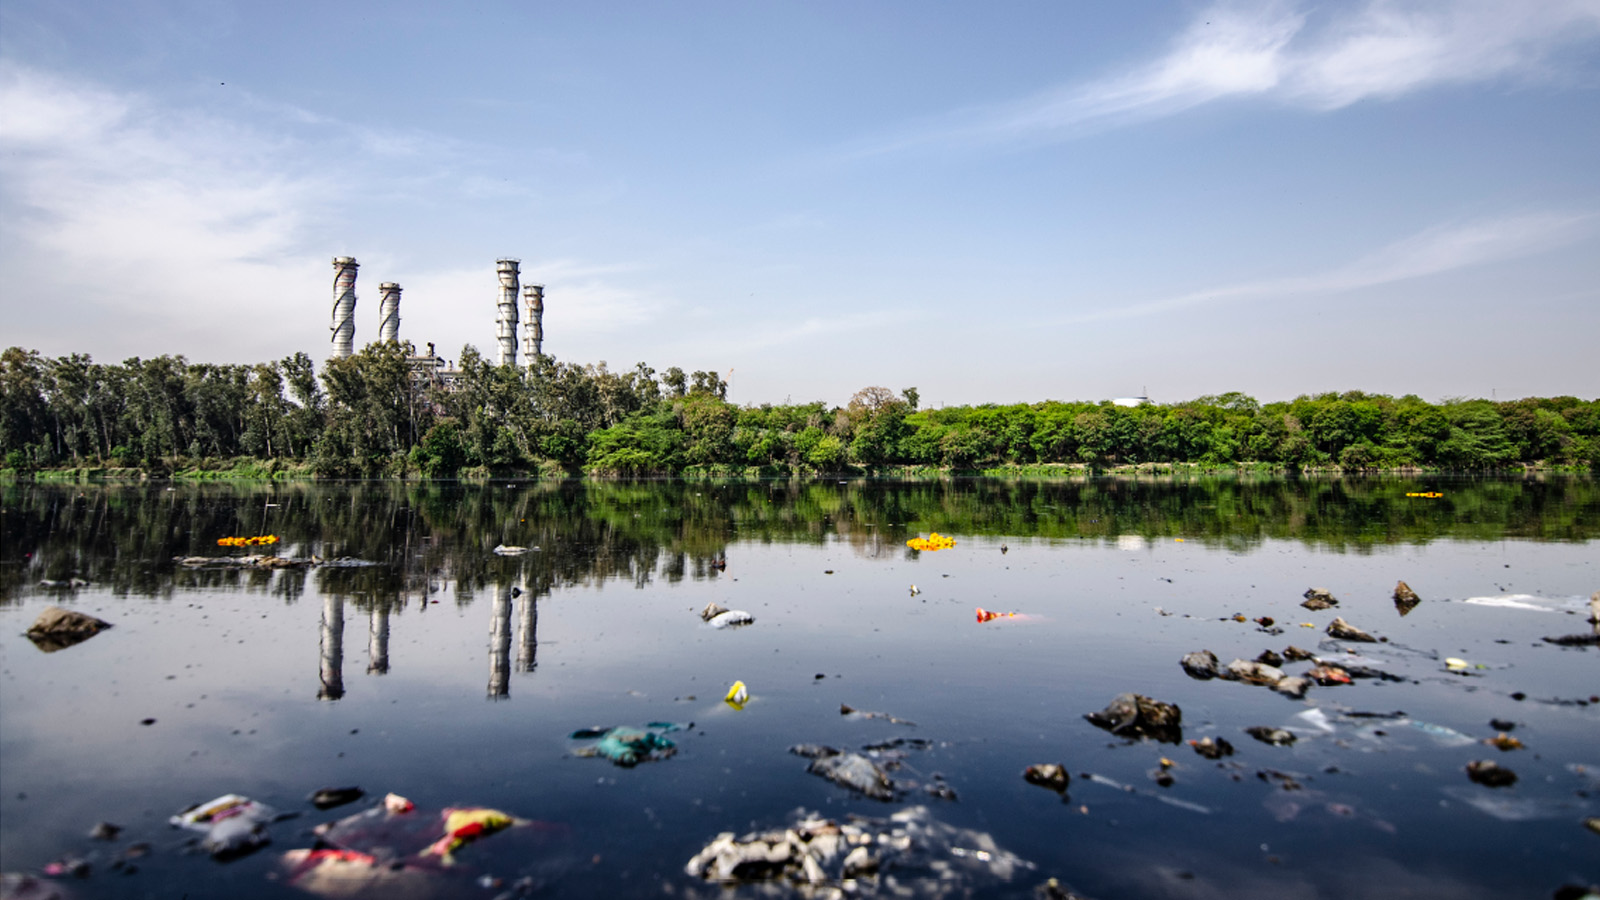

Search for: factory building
xmin=327 ymin=256 xmax=548 ymax=387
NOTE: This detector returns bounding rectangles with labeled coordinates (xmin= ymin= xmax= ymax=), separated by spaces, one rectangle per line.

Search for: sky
xmin=1 ymin=1 xmax=1597 ymax=408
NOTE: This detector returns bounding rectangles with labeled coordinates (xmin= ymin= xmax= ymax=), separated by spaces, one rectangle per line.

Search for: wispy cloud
xmin=1062 ymin=210 xmax=1594 ymax=324
xmin=0 ymin=64 xmax=331 ymax=358
xmin=0 ymin=63 xmax=634 ymax=363
xmin=849 ymin=0 xmax=1600 ymax=156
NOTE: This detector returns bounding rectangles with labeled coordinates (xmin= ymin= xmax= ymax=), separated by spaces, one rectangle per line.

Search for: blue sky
xmin=2 ymin=1 xmax=1597 ymax=407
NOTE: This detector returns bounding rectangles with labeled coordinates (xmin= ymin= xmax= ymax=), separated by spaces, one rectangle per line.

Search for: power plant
xmin=523 ymin=283 xmax=544 ymax=365
xmin=496 ymin=259 xmax=520 ymax=368
xmin=330 ymin=257 xmax=359 ymax=359
xmin=326 ymin=256 xmax=549 ymax=380
xmin=378 ymin=282 xmax=401 ymax=344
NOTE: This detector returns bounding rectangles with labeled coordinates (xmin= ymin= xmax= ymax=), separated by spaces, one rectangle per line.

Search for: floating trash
xmin=700 ymin=602 xmax=754 ymax=629
xmin=570 ymin=723 xmax=685 ymax=766
xmin=1085 ymin=693 xmax=1183 ymax=744
xmin=1245 ymin=726 xmax=1297 ymax=746
xmin=840 ymin=704 xmax=916 ymax=726
xmin=1394 ymin=580 xmax=1422 ymax=616
xmin=1327 ymin=617 xmax=1379 ymax=643
xmin=1023 ymin=764 xmax=1071 ymax=793
xmin=1301 ymin=588 xmax=1339 ymax=611
xmin=685 ymin=806 xmax=1032 ymax=895
xmin=1461 ymin=595 xmax=1555 ymax=612
xmin=1465 ymin=760 xmax=1518 ymax=788
xmin=725 ymin=681 xmax=749 ymax=710
xmin=1189 ymin=737 xmax=1235 ymax=759
xmin=309 ymin=787 xmax=364 ymax=810
xmin=906 ymin=533 xmax=957 ymax=552
xmin=802 ymin=750 xmax=897 ymax=801
xmin=171 ymin=793 xmax=279 ymax=859
xmin=217 ymin=535 xmax=278 ymax=547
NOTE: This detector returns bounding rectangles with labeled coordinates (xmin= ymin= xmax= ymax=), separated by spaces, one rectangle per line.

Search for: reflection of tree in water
xmin=6 ymin=477 xmax=1599 ymax=613
xmin=4 ymin=477 xmax=1598 ymax=699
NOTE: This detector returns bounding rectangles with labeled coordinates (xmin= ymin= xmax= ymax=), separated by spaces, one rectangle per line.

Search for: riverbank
xmin=4 ymin=458 xmax=1594 ymax=482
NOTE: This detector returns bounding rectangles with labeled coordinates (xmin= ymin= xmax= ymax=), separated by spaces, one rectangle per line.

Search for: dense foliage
xmin=2 ymin=345 xmax=1596 ymax=476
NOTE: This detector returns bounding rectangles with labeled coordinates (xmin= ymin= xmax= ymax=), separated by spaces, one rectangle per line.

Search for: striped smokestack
xmin=378 ymin=282 xmax=401 ymax=344
xmin=330 ymin=257 xmax=358 ymax=359
xmin=523 ymin=283 xmax=544 ymax=365
xmin=496 ymin=259 xmax=520 ymax=367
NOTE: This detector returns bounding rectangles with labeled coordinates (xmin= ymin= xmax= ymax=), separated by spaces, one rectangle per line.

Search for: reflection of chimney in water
xmin=319 ymin=595 xmax=345 ymax=700
xmin=488 ymin=586 xmax=513 ymax=699
xmin=368 ymin=605 xmax=390 ymax=675
xmin=516 ymin=593 xmax=538 ymax=673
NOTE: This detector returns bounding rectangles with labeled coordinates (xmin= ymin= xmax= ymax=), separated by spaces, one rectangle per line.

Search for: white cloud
xmin=1061 ymin=210 xmax=1594 ymax=323
xmin=0 ymin=64 xmax=648 ymax=365
xmin=0 ymin=65 xmax=331 ymax=359
xmin=850 ymin=0 xmax=1600 ymax=155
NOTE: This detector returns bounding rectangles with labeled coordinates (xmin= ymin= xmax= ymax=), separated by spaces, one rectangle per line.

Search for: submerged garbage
xmin=1465 ymin=760 xmax=1518 ymax=788
xmin=1543 ymin=633 xmax=1600 ymax=647
xmin=1179 ymin=650 xmax=1219 ymax=680
xmin=1301 ymin=588 xmax=1339 ymax=611
xmin=284 ymin=795 xmax=546 ymax=897
xmin=1326 ymin=617 xmax=1379 ymax=643
xmin=1245 ymin=727 xmax=1297 ymax=746
xmin=1393 ymin=581 xmax=1422 ymax=616
xmin=24 ymin=606 xmax=111 ymax=653
xmin=1189 ymin=737 xmax=1235 ymax=759
xmin=1084 ymin=693 xmax=1183 ymax=744
xmin=684 ymin=805 xmax=1031 ymax=897
xmin=799 ymin=750 xmax=897 ymax=801
xmin=569 ymin=723 xmax=686 ymax=766
xmin=1024 ymin=764 xmax=1071 ymax=794
xmin=310 ymin=787 xmax=365 ymax=810
xmin=840 ymin=704 xmax=916 ymax=726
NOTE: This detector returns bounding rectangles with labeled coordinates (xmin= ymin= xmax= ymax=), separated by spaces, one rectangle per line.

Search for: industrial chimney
xmin=330 ymin=257 xmax=359 ymax=359
xmin=378 ymin=282 xmax=401 ymax=344
xmin=523 ymin=284 xmax=544 ymax=365
xmin=496 ymin=259 xmax=520 ymax=367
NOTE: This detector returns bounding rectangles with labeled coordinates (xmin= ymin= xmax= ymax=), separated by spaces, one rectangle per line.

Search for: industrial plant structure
xmin=378 ymin=282 xmax=401 ymax=344
xmin=495 ymin=259 xmax=520 ymax=368
xmin=523 ymin=283 xmax=544 ymax=363
xmin=327 ymin=256 xmax=548 ymax=385
xmin=330 ymin=257 xmax=359 ymax=359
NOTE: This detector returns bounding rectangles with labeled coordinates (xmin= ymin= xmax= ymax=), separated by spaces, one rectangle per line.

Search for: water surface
xmin=2 ymin=477 xmax=1597 ymax=898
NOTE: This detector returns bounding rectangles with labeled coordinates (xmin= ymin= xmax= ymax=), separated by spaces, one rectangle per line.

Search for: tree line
xmin=2 ymin=344 xmax=1596 ymax=476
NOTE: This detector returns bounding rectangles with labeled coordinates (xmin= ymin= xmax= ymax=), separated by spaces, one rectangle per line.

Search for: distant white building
xmin=1111 ymin=395 xmax=1150 ymax=408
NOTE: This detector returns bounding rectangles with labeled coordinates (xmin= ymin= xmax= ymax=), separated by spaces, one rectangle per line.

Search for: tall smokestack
xmin=523 ymin=284 xmax=544 ymax=365
xmin=496 ymin=259 xmax=520 ymax=367
xmin=378 ymin=282 xmax=401 ymax=344
xmin=331 ymin=257 xmax=359 ymax=359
